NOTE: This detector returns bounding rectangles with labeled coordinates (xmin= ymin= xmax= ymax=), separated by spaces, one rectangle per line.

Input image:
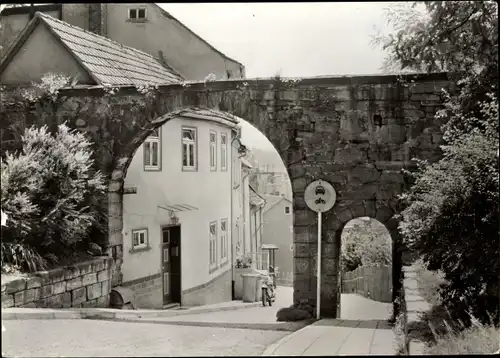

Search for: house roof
xmin=153 ymin=4 xmax=244 ymax=69
xmin=0 ymin=11 xmax=184 ymax=86
xmin=262 ymin=194 xmax=292 ymax=214
xmin=249 ymin=185 xmax=266 ymax=208
xmin=173 ymin=107 xmax=239 ymax=129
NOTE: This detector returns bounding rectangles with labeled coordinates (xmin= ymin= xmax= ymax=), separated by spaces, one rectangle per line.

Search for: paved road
xmin=1 ymin=319 xmax=288 ymax=357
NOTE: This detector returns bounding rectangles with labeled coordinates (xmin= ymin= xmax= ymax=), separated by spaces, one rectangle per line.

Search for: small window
xmin=129 ymin=8 xmax=147 ymax=20
xmin=209 ymin=221 xmax=217 ymax=270
xmin=221 ymin=133 xmax=227 ymax=172
xmin=182 ymin=127 xmax=197 ymax=170
xmin=210 ymin=131 xmax=217 ymax=171
xmin=144 ymin=128 xmax=161 ymax=171
xmin=284 ymin=206 xmax=291 ymax=214
xmin=132 ymin=229 xmax=148 ymax=250
xmin=220 ymin=219 xmax=228 ymax=262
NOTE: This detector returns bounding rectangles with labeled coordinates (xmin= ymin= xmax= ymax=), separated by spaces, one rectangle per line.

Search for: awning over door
xmin=158 ymin=204 xmax=198 ymax=212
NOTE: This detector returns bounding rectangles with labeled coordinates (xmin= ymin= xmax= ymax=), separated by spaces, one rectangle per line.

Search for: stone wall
xmin=1 ymin=256 xmax=114 ymax=309
xmin=402 ymin=264 xmax=431 ymax=355
xmin=341 ymin=265 xmax=392 ymax=303
xmin=121 ymin=273 xmax=163 ymax=309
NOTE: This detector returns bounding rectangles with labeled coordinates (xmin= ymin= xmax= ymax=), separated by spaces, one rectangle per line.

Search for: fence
xmin=341 ymin=265 xmax=392 ymax=303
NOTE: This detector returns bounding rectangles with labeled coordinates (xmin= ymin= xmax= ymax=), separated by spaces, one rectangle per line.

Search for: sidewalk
xmin=263 ymin=318 xmax=397 ymax=356
xmin=2 ymin=300 xmax=262 ymax=321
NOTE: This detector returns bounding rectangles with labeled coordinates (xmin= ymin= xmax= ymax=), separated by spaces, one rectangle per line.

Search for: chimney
xmin=88 ymin=4 xmax=107 ymax=36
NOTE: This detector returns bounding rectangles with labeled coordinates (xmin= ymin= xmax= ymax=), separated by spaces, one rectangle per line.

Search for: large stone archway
xmin=0 ymin=72 xmax=453 ymax=318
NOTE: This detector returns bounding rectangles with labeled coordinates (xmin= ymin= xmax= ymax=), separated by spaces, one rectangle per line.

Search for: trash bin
xmin=242 ymin=273 xmax=259 ymax=303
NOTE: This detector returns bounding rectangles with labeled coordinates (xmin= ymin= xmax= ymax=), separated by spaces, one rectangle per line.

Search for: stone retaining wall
xmin=402 ymin=264 xmax=431 ymax=355
xmin=1 ymin=256 xmax=114 ymax=309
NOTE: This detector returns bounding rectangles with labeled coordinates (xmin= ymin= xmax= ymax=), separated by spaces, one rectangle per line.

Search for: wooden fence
xmin=341 ymin=265 xmax=392 ymax=303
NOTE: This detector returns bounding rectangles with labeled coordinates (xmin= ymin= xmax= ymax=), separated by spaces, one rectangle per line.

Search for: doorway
xmin=161 ymin=225 xmax=181 ymax=305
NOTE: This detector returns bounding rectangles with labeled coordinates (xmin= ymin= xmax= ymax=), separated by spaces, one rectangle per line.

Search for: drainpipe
xmin=230 ymin=129 xmax=241 ymax=300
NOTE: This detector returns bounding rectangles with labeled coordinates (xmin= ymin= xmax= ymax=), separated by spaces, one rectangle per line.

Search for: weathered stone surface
xmin=97 ymin=269 xmax=110 ymax=282
xmin=66 ymin=277 xmax=83 ymax=291
xmin=26 ymin=277 xmax=43 ymax=289
xmin=101 ymin=279 xmax=110 ymax=295
xmin=0 ymin=73 xmax=453 ymax=318
xmin=81 ymin=299 xmax=98 ymax=308
xmin=64 ymin=266 xmax=80 ymax=280
xmin=2 ymin=294 xmax=14 ymax=308
xmin=82 ymin=273 xmax=98 ymax=286
xmin=40 ymin=284 xmax=54 ymax=299
xmin=5 ymin=279 xmax=27 ymax=294
xmin=53 ymin=281 xmax=67 ymax=295
xmin=71 ymin=287 xmax=86 ymax=306
xmin=87 ymin=282 xmax=102 ymax=300
xmin=96 ymin=294 xmax=109 ymax=308
xmin=14 ymin=288 xmax=41 ymax=306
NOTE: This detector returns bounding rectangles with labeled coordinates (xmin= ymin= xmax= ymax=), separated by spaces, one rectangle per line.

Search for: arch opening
xmin=338 ymin=217 xmax=393 ymax=321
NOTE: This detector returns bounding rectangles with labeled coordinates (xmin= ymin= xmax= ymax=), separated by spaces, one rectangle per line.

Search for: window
xmin=132 ymin=229 xmax=148 ymax=250
xmin=209 ymin=221 xmax=217 ymax=270
xmin=285 ymin=206 xmax=291 ymax=214
xmin=221 ymin=133 xmax=227 ymax=171
xmin=210 ymin=131 xmax=217 ymax=171
xmin=144 ymin=128 xmax=161 ymax=170
xmin=182 ymin=127 xmax=197 ymax=170
xmin=220 ymin=219 xmax=228 ymax=262
xmin=129 ymin=8 xmax=147 ymax=20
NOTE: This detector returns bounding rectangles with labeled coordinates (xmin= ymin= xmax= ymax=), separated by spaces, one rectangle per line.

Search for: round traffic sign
xmin=304 ymin=180 xmax=336 ymax=213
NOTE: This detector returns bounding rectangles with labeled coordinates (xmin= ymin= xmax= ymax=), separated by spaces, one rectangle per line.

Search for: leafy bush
xmin=235 ymin=253 xmax=253 ymax=268
xmin=1 ymin=124 xmax=106 ymax=272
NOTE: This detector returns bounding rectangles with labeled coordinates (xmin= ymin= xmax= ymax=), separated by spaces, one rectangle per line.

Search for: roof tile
xmin=35 ymin=11 xmax=183 ymax=86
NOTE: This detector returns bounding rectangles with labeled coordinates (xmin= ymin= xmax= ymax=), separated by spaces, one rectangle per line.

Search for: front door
xmin=161 ymin=226 xmax=181 ymax=305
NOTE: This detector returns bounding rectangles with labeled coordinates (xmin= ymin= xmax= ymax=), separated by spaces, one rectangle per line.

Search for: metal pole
xmin=316 ymin=211 xmax=322 ymax=320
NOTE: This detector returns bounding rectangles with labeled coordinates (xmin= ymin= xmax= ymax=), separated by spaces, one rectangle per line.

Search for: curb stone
xmin=2 ymin=301 xmax=262 ymax=321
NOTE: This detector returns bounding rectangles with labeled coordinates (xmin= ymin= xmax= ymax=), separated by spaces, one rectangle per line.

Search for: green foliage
xmin=377 ymin=1 xmax=499 ymax=325
xmin=1 ymin=124 xmax=106 ymax=272
xmin=341 ymin=219 xmax=392 ymax=272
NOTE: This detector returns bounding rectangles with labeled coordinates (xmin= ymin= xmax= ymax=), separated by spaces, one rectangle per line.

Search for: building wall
xmin=0 ymin=22 xmax=92 ymax=85
xmin=241 ymin=168 xmax=251 ymax=255
xmin=0 ymin=10 xmax=59 ymax=59
xmin=231 ymin=144 xmax=243 ymax=270
xmin=61 ymin=3 xmax=90 ymax=31
xmin=103 ymin=3 xmax=243 ymax=81
xmin=263 ymin=200 xmax=294 ymax=277
xmin=122 ymin=117 xmax=234 ymax=307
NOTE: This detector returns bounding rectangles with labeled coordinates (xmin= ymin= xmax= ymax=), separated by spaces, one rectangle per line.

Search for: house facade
xmin=262 ymin=195 xmax=294 ymax=285
xmin=122 ymin=109 xmax=239 ymax=308
xmin=0 ymin=12 xmax=251 ymax=308
xmin=0 ymin=3 xmax=245 ymax=81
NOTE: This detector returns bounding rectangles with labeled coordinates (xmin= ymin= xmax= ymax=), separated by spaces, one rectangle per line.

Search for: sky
xmin=161 ymin=2 xmax=394 ymax=154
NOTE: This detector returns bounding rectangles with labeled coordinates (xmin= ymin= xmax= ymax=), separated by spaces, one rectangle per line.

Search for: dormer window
xmin=129 ymin=8 xmax=147 ymax=20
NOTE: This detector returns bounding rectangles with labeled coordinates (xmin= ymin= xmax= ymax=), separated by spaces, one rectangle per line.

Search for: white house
xmin=121 ymin=108 xmax=242 ymax=308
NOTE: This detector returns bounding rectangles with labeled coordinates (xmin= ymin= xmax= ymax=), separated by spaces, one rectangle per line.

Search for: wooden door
xmin=161 ymin=226 xmax=181 ymax=305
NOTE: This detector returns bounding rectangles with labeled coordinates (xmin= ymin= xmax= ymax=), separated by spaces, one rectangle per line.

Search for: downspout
xmin=230 ymin=128 xmax=243 ymax=300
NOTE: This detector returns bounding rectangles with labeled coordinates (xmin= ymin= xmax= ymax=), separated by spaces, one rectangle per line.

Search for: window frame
xmin=128 ymin=7 xmax=147 ymax=20
xmin=220 ymin=132 xmax=228 ymax=172
xmin=220 ymin=218 xmax=228 ymax=264
xmin=209 ymin=221 xmax=218 ymax=272
xmin=182 ymin=126 xmax=198 ymax=171
xmin=131 ymin=228 xmax=149 ymax=251
xmin=284 ymin=206 xmax=291 ymax=215
xmin=144 ymin=128 xmax=161 ymax=171
xmin=209 ymin=130 xmax=217 ymax=171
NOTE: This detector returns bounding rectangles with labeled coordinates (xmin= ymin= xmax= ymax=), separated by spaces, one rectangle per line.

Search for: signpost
xmin=304 ymin=180 xmax=337 ymax=320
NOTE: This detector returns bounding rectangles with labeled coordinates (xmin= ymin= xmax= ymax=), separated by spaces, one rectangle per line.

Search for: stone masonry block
xmin=40 ymin=284 xmax=54 ymax=299
xmin=101 ymin=279 xmax=110 ymax=295
xmin=82 ymin=273 xmax=98 ymax=286
xmin=26 ymin=277 xmax=43 ymax=289
xmin=2 ymin=294 xmax=14 ymax=308
xmin=71 ymin=287 xmax=86 ymax=306
xmin=96 ymin=294 xmax=108 ymax=308
xmin=97 ymin=270 xmax=110 ymax=282
xmin=47 ymin=268 xmax=66 ymax=283
xmin=94 ymin=259 xmax=106 ymax=272
xmin=66 ymin=277 xmax=83 ymax=291
xmin=14 ymin=288 xmax=41 ymax=306
xmin=87 ymin=283 xmax=102 ymax=300
xmin=64 ymin=266 xmax=80 ymax=280
xmin=77 ymin=261 xmax=94 ymax=276
xmin=5 ymin=278 xmax=27 ymax=294
xmin=81 ymin=299 xmax=98 ymax=308
xmin=53 ymin=281 xmax=67 ymax=295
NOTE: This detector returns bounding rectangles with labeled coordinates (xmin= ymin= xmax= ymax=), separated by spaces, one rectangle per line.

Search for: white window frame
xmin=209 ymin=221 xmax=217 ymax=271
xmin=132 ymin=229 xmax=148 ymax=250
xmin=284 ymin=206 xmax=291 ymax=215
xmin=210 ymin=130 xmax=217 ymax=171
xmin=128 ymin=7 xmax=147 ymax=20
xmin=221 ymin=132 xmax=227 ymax=172
xmin=144 ymin=128 xmax=161 ymax=171
xmin=182 ymin=127 xmax=197 ymax=171
xmin=220 ymin=219 xmax=228 ymax=263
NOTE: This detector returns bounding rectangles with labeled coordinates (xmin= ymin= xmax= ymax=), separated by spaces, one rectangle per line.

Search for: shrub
xmin=1 ymin=123 xmax=106 ymax=272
